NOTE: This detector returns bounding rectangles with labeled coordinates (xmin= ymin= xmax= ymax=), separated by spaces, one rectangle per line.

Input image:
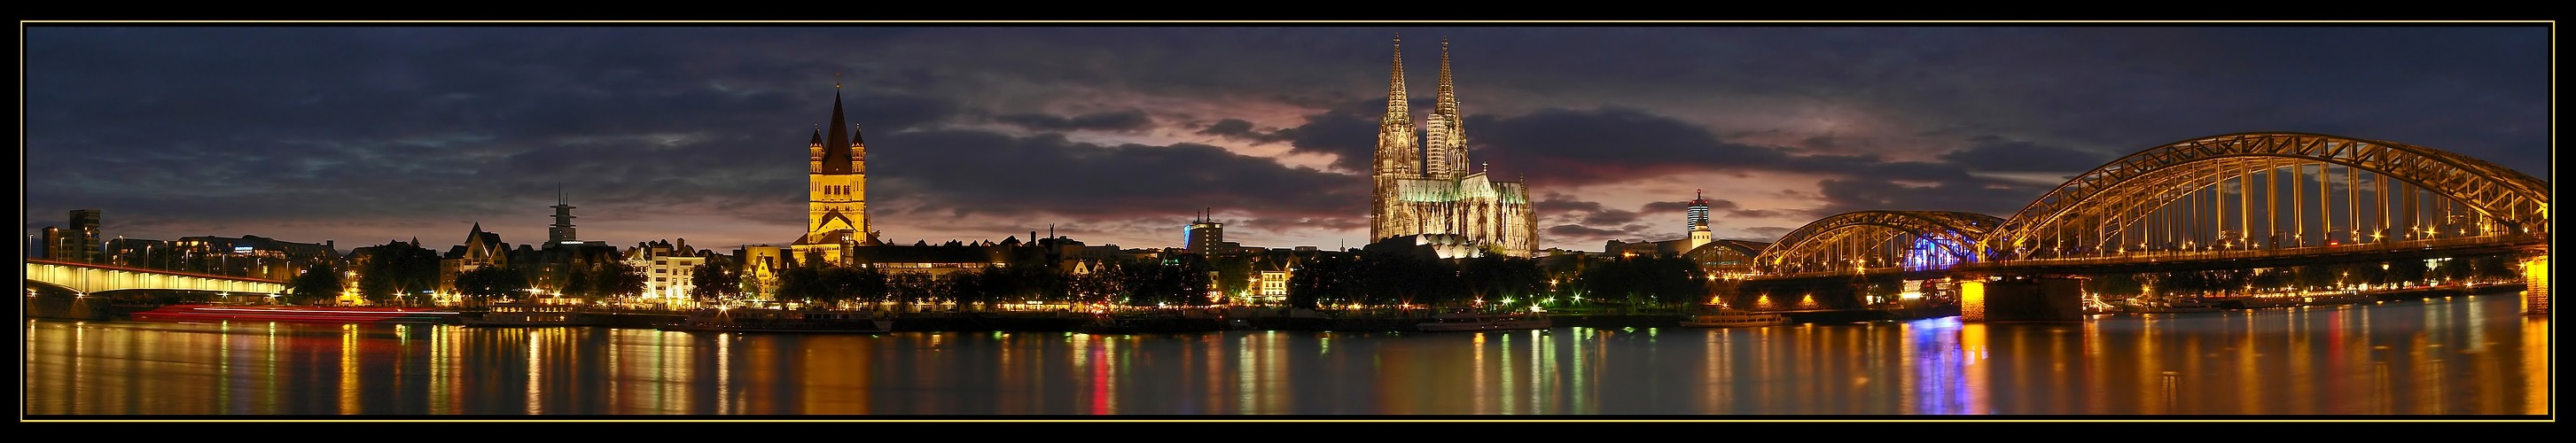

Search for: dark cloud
xmin=1735 ymin=227 xmax=1797 ymax=241
xmin=869 ymin=129 xmax=1365 ymax=228
xmin=993 ymin=110 xmax=1155 ymax=133
xmin=1533 ymin=197 xmax=1604 ymax=214
xmin=1641 ymin=200 xmax=1691 ymax=214
xmin=1195 ymin=118 xmax=1292 ymax=144
xmin=1938 ymin=136 xmax=2117 ymax=173
xmin=20 ymin=27 xmax=2545 ymax=253
xmin=1810 ymin=176 xmax=2041 ymax=218
xmin=1468 ymin=107 xmax=1798 ymax=186
xmin=1581 ymin=209 xmax=1641 ymax=226
xmin=1546 ymin=224 xmax=1626 ymax=238
xmin=1639 ymin=198 xmax=1787 ymax=220
xmin=1279 ymin=97 xmax=1432 ymax=174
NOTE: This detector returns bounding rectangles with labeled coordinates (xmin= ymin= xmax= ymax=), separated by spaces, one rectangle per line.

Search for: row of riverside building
xmin=27 ymin=35 xmax=1770 ymax=307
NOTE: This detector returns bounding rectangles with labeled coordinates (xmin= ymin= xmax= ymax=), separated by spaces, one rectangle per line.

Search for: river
xmin=21 ymin=293 xmax=2549 ymax=416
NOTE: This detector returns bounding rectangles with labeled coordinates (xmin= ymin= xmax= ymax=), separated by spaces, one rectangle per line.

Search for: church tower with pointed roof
xmin=795 ymin=78 xmax=874 ymax=265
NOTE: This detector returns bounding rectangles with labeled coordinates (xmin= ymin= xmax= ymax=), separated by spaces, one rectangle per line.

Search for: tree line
xmin=2083 ymin=253 xmax=2525 ymax=299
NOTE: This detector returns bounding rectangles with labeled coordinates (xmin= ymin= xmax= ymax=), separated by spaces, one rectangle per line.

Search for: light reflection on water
xmin=22 ymin=294 xmax=2549 ymax=416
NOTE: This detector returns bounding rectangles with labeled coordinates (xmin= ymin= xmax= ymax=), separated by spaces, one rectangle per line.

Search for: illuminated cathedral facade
xmin=1369 ymin=36 xmax=1538 ymax=258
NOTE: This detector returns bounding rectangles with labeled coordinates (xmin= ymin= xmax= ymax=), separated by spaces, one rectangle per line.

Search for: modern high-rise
xmin=1367 ymin=36 xmax=1537 ymax=258
xmin=791 ymin=80 xmax=874 ymax=265
xmin=71 ymin=209 xmax=102 ymax=263
xmin=1185 ymin=209 xmax=1225 ymax=253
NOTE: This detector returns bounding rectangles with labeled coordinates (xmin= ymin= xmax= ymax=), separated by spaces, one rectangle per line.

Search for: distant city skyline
xmin=22 ymin=25 xmax=2552 ymax=253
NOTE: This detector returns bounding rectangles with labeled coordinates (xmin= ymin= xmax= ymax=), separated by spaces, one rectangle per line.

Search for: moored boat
xmin=2300 ymin=291 xmax=2375 ymax=307
xmin=1415 ymin=311 xmax=1551 ymax=332
xmin=1676 ymin=310 xmax=1789 ymax=328
xmin=2127 ymin=298 xmax=2222 ymax=314
xmin=127 ymin=304 xmax=462 ymax=324
xmin=668 ymin=307 xmax=894 ymax=333
xmin=1076 ymin=314 xmax=1226 ymax=335
xmin=462 ymin=301 xmax=605 ymax=327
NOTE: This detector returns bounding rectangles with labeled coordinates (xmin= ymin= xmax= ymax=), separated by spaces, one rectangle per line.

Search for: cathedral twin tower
xmin=1370 ymin=35 xmax=1538 ymax=258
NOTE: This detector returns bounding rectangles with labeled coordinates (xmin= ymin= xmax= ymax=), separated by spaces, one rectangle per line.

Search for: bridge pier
xmin=2523 ymin=252 xmax=2549 ymax=315
xmin=24 ymin=293 xmax=109 ymax=321
xmin=1959 ymin=275 xmax=2082 ymax=323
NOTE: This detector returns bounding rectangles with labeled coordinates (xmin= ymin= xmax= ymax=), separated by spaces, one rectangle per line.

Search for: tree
xmin=285 ymin=263 xmax=344 ymax=306
xmin=2473 ymin=254 xmax=2522 ymax=283
xmin=852 ymin=266 xmax=891 ymax=306
xmin=592 ymin=260 xmax=647 ymax=300
xmin=2293 ymin=264 xmax=2339 ymax=291
xmin=2339 ymin=261 xmax=2387 ymax=290
xmin=1286 ymin=255 xmax=1360 ymax=310
xmin=355 ymin=241 xmax=440 ymax=306
xmin=887 ymin=272 xmax=934 ymax=310
xmin=948 ymin=270 xmax=991 ymax=310
xmin=689 ymin=261 xmax=742 ymax=302
xmin=454 ymin=266 xmax=530 ymax=306
xmin=559 ymin=262 xmax=596 ymax=299
xmin=776 ymin=265 xmax=822 ymax=304
xmin=818 ymin=266 xmax=866 ymax=306
xmin=1210 ymin=254 xmax=1256 ymax=303
xmin=2437 ymin=258 xmax=2476 ymax=284
xmin=2087 ymin=273 xmax=2146 ymax=299
xmin=2385 ymin=258 xmax=2431 ymax=288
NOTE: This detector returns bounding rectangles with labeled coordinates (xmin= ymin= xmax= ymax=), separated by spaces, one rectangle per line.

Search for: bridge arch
xmin=1754 ymin=210 xmax=2003 ymax=276
xmin=1984 ymin=132 xmax=2550 ymax=260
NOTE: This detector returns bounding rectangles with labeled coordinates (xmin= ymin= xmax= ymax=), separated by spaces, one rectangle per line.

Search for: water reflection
xmin=22 ymin=294 xmax=2550 ymax=416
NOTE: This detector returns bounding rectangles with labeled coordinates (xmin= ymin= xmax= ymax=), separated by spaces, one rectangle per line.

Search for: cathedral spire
xmin=1435 ymin=37 xmax=1468 ymax=179
xmin=809 ymin=124 xmax=823 ymax=146
xmin=1386 ymin=35 xmax=1409 ymax=119
xmin=1437 ymin=37 xmax=1457 ymax=118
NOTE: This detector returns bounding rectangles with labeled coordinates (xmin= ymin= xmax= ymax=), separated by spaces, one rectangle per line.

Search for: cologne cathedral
xmin=1369 ymin=36 xmax=1538 ymax=258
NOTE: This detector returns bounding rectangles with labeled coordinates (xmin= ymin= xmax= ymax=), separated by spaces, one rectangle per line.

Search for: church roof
xmin=820 ymin=85 xmax=854 ymax=174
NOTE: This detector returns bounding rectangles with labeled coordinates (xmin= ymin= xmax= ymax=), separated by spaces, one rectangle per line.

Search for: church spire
xmin=1437 ymin=37 xmax=1457 ymax=118
xmin=1386 ymin=34 xmax=1409 ymax=120
xmin=1433 ymin=36 xmax=1468 ymax=180
xmin=822 ymin=76 xmax=853 ymax=175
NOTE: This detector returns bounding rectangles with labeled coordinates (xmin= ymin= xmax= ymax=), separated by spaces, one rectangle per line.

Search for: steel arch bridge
xmin=1983 ymin=132 xmax=2548 ymax=261
xmin=1752 ymin=210 xmax=2004 ymax=277
xmin=24 ymin=259 xmax=286 ymax=295
xmin=1741 ymin=131 xmax=2550 ymax=318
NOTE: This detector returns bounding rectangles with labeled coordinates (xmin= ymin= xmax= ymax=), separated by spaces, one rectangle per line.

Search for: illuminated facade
xmin=625 ymin=238 xmax=706 ymax=304
xmin=1368 ymin=36 xmax=1537 ymax=258
xmin=437 ymin=222 xmax=510 ymax=296
xmin=792 ymin=81 xmax=875 ymax=265
xmin=1687 ymin=190 xmax=1713 ymax=251
xmin=736 ymin=245 xmax=786 ymax=299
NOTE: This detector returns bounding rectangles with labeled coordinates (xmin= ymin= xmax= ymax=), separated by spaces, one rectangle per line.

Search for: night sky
xmin=21 ymin=25 xmax=2553 ymax=254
